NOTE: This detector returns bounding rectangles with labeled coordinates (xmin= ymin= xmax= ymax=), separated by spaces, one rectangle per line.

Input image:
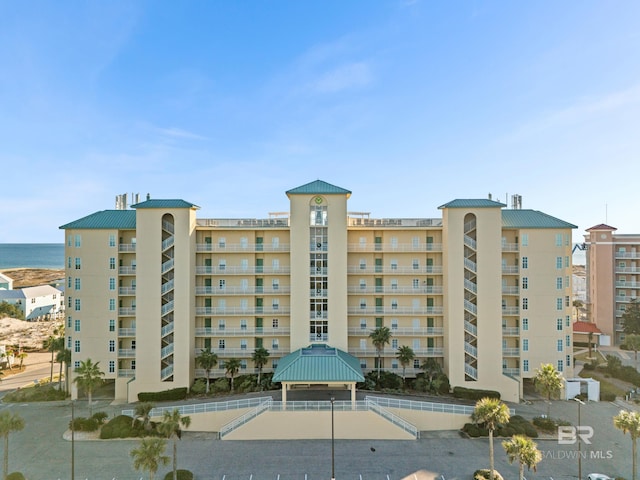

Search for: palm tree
xmin=16 ymin=350 xmax=27 ymax=371
xmin=472 ymin=397 xmax=511 ymax=480
xmin=396 ymin=345 xmax=415 ymax=387
xmin=73 ymin=358 xmax=105 ymax=415
xmin=572 ymin=299 xmax=583 ymax=321
xmin=195 ymin=348 xmax=218 ymax=394
xmin=533 ymin=363 xmax=563 ymax=418
xmin=251 ymin=347 xmax=270 ymax=389
xmin=130 ymin=437 xmax=170 ymax=480
xmin=0 ymin=411 xmax=25 ymax=480
xmin=225 ymin=358 xmax=242 ymax=392
xmin=45 ymin=327 xmax=63 ymax=383
xmin=421 ymin=358 xmax=443 ymax=393
xmin=502 ymin=435 xmax=542 ymax=480
xmin=614 ymin=409 xmax=640 ymax=480
xmin=587 ymin=331 xmax=594 ymax=359
xmin=133 ymin=402 xmax=155 ymax=432
xmin=158 ymin=408 xmax=191 ymax=480
xmin=369 ymin=326 xmax=392 ymax=380
xmin=57 ymin=348 xmax=72 ymax=394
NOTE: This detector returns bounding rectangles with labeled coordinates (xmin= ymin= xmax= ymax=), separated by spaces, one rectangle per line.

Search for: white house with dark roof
xmin=0 ymin=284 xmax=64 ymax=321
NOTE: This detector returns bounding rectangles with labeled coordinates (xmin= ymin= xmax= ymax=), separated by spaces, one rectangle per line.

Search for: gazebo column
xmin=350 ymin=383 xmax=356 ymax=405
xmin=282 ymin=382 xmax=288 ymax=406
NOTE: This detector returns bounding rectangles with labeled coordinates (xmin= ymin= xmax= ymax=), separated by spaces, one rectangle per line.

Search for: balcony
xmin=196 ymin=218 xmax=290 ymax=228
xmin=616 ymin=281 xmax=640 ymax=288
xmin=118 ymin=369 xmax=136 ymax=378
xmin=502 ymin=286 xmax=519 ymax=295
xmin=195 ymin=347 xmax=290 ymax=357
xmin=616 ymin=296 xmax=638 ymax=303
xmin=502 ymin=326 xmax=520 ymax=336
xmin=118 ymin=327 xmax=136 ymax=337
xmin=119 ymin=307 xmax=136 ymax=316
xmin=118 ymin=348 xmax=136 ymax=358
xmin=502 ymin=265 xmax=519 ymax=274
xmin=616 ymin=267 xmax=640 ymax=274
xmin=347 ymin=327 xmax=444 ymax=336
xmin=502 ymin=348 xmax=520 ymax=356
xmin=502 ymin=307 xmax=519 ymax=315
xmin=348 ymin=347 xmax=444 ymax=357
xmin=464 ymin=342 xmax=477 ymax=358
xmin=347 ymin=243 xmax=443 ymax=253
xmin=195 ymin=306 xmax=290 ymax=316
xmin=347 ymin=266 xmax=443 ymax=275
xmin=196 ymin=266 xmax=291 ymax=275
xmin=347 ymin=306 xmax=443 ymax=315
xmin=196 ymin=243 xmax=290 ymax=252
xmin=195 ymin=327 xmax=289 ymax=337
xmin=119 ymin=286 xmax=136 ymax=295
xmin=347 ymin=286 xmax=443 ymax=295
xmin=615 ymin=252 xmax=640 ymax=259
xmin=502 ymin=243 xmax=519 ymax=252
xmin=464 ymin=258 xmax=477 ymax=273
xmin=464 ymin=364 xmax=478 ymax=379
xmin=118 ymin=266 xmax=136 ymax=275
xmin=464 ymin=320 xmax=477 ymax=336
xmin=196 ymin=286 xmax=290 ymax=295
xmin=502 ymin=368 xmax=520 ymax=376
xmin=118 ymin=244 xmax=136 ymax=252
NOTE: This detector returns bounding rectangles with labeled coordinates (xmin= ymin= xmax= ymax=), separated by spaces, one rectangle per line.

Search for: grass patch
xmin=578 ymin=369 xmax=627 ymax=400
xmin=3 ymin=383 xmax=67 ymax=402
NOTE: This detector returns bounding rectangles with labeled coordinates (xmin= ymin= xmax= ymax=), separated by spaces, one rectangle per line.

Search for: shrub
xmin=473 ymin=469 xmax=504 ymax=480
xmin=70 ymin=417 xmax=99 ymax=432
xmin=138 ymin=387 xmax=188 ymax=402
xmin=100 ymin=415 xmax=145 ymax=439
xmin=191 ymin=379 xmax=207 ymax=395
xmin=582 ymin=362 xmax=595 ymax=370
xmin=211 ymin=378 xmax=230 ymax=393
xmin=163 ymin=470 xmax=194 ymax=480
xmin=453 ymin=386 xmax=500 ymax=401
xmin=92 ymin=411 xmax=108 ymax=424
xmin=601 ymin=390 xmax=617 ymax=402
xmin=533 ymin=416 xmax=557 ymax=432
xmin=3 ymin=384 xmax=67 ymax=402
xmin=6 ymin=472 xmax=26 ymax=480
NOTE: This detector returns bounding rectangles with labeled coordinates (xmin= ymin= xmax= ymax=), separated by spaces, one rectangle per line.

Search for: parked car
xmin=587 ymin=474 xmax=612 ymax=480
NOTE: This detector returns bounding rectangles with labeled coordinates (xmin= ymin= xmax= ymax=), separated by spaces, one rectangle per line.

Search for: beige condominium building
xmin=60 ymin=180 xmax=575 ymax=403
xmin=584 ymin=224 xmax=640 ymax=345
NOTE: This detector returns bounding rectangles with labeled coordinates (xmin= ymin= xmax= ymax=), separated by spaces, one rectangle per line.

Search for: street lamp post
xmin=574 ymin=397 xmax=585 ymax=480
xmin=71 ymin=400 xmax=75 ymax=480
xmin=331 ymin=397 xmax=335 ymax=480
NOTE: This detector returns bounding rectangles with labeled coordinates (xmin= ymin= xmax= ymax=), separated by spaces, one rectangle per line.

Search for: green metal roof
xmin=132 ymin=199 xmax=199 ymax=209
xmin=286 ymin=180 xmax=351 ymax=196
xmin=438 ymin=199 xmax=506 ymax=209
xmin=59 ymin=210 xmax=136 ymax=230
xmin=501 ymin=210 xmax=577 ymax=229
xmin=272 ymin=344 xmax=364 ymax=383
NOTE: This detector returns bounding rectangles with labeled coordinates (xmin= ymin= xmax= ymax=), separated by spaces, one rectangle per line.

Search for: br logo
xmin=558 ymin=426 xmax=594 ymax=445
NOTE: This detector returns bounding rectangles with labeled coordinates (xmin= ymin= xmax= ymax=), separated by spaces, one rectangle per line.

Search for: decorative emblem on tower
xmin=315 ymin=196 xmax=323 ymax=205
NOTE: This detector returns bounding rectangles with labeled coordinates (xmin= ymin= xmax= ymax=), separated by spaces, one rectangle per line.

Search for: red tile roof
xmin=573 ymin=321 xmax=603 ymax=334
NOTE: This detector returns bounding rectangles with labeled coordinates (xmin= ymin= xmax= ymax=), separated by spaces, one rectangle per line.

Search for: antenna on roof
xmin=115 ymin=193 xmax=141 ymax=210
xmin=511 ymin=194 xmax=522 ymax=210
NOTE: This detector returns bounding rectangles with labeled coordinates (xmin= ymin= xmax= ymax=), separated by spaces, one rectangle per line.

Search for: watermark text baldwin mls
xmin=546 ymin=426 xmax=613 ymax=460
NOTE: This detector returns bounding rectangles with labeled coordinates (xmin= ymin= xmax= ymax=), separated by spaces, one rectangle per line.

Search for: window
xmin=521 ymin=234 xmax=528 ymax=246
xmin=272 ymin=279 xmax=279 ymax=290
xmin=109 ymin=340 xmax=115 ymax=352
xmin=272 ymin=339 xmax=279 ymax=350
xmin=391 ymin=260 xmax=398 ymax=270
xmin=359 ymin=259 xmax=366 ymax=270
xmin=240 ymin=339 xmax=247 ymax=350
xmin=523 ymin=360 xmax=529 ymax=372
xmin=522 ymin=298 xmax=528 ymax=310
xmin=218 ymin=339 xmax=225 ymax=349
xmin=74 ymin=319 xmax=80 ymax=332
xmin=412 ymin=259 xmax=419 ymax=270
xmin=557 ymin=360 xmax=564 ymax=372
xmin=413 ymin=359 xmax=420 ymax=369
xmin=109 ymin=234 xmax=116 ymax=247
xmin=412 ymin=278 xmax=420 ymax=289
xmin=272 ymin=299 xmax=279 ymax=310
xmin=272 ymin=318 xmax=279 ymax=328
xmin=67 ymin=316 xmax=72 ymax=328
xmin=75 ymin=299 xmax=81 ymax=311
xmin=240 ymin=319 xmax=247 ymax=330
xmin=566 ymin=296 xmax=570 ymax=307
xmin=360 ymin=339 xmax=367 ymax=350
xmin=109 ymin=278 xmax=115 ymax=291
xmin=68 ymin=296 xmax=72 ymax=308
xmin=360 ymin=299 xmax=366 ymax=309
xmin=360 ymin=358 xmax=367 ymax=369
xmin=67 ymin=235 xmax=72 ymax=247
xmin=556 ymin=257 xmax=562 ymax=269
xmin=109 ymin=258 xmax=116 ymax=270
xmin=556 ymin=298 xmax=563 ymax=310
xmin=555 ymin=234 xmax=562 ymax=247
xmin=566 ymin=316 xmax=570 ymax=327
xmin=218 ymin=319 xmax=226 ymax=330
xmin=567 ymin=355 xmax=571 ymax=367
xmin=566 ymin=335 xmax=571 ymax=347
xmin=565 ymin=256 xmax=570 ymax=267
xmin=74 ymin=361 xmax=80 ymax=369
xmin=413 ymin=339 xmax=420 ymax=350
xmin=109 ymin=360 xmax=115 ymax=373
xmin=360 ymin=318 xmax=367 ymax=330
xmin=391 ymin=318 xmax=398 ymax=330
xmin=68 ymin=276 xmax=72 ymax=288
xmin=75 ymin=257 xmax=81 ymax=270
xmin=272 ymin=237 xmax=280 ymax=248
xmin=219 ymin=260 xmax=226 ymax=271
xmin=557 ymin=319 xmax=563 ymax=331
xmin=522 ymin=257 xmax=528 ymax=269
xmin=218 ymin=279 xmax=225 ymax=290
xmin=359 ymin=279 xmax=366 ymax=290
xmin=74 ymin=340 xmax=80 ymax=353
xmin=272 ymin=259 xmax=280 ymax=271
xmin=391 ymin=299 xmax=398 ymax=310
xmin=218 ymin=237 xmax=226 ymax=248
xmin=391 ymin=339 xmax=398 ymax=349
xmin=67 ymin=336 xmax=72 ymax=348
xmin=557 ymin=340 xmax=563 ymax=352
xmin=522 ymin=277 xmax=528 ymax=289
xmin=109 ymin=319 xmax=115 ymax=332
xmin=240 ymin=360 xmax=247 ymax=370
xmin=391 ymin=279 xmax=398 ymax=290
xmin=131 ymin=360 xmax=136 ymax=370
xmin=391 ymin=360 xmax=399 ymax=369
xmin=109 ymin=299 xmax=115 ymax=311
xmin=75 ymin=234 xmax=81 ymax=247
xmin=556 ymin=277 xmax=563 ymax=289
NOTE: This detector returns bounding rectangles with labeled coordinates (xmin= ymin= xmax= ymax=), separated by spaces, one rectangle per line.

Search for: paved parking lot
xmin=2 ymin=394 xmax=635 ymax=480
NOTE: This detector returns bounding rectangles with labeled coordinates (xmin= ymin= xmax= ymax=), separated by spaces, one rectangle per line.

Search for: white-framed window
xmin=360 ymin=358 xmax=367 ymax=369
xmin=566 ymin=335 xmax=571 ymax=347
xmin=272 ymin=339 xmax=279 ymax=350
xmin=359 ymin=279 xmax=366 ymax=290
xmin=240 ymin=237 xmax=248 ymax=248
xmin=219 ymin=279 xmax=226 ymax=290
xmin=566 ymin=316 xmax=571 ymax=327
xmin=522 ymin=339 xmax=529 ymax=352
xmin=218 ymin=319 xmax=226 ymax=330
xmin=219 ymin=260 xmax=226 ymax=271
xmin=67 ymin=336 xmax=72 ymax=348
xmin=522 ymin=277 xmax=528 ymax=289
xmin=390 ymin=260 xmax=398 ymax=270
xmin=391 ymin=299 xmax=398 ymax=310
xmin=240 ymin=299 xmax=248 ymax=310
xmin=391 ymin=360 xmax=399 ymax=369
xmin=565 ymin=256 xmax=570 ymax=267
xmin=556 ymin=277 xmax=563 ymax=289
xmin=240 ymin=339 xmax=247 ymax=350
xmin=391 ymin=339 xmax=398 ymax=349
xmin=413 ymin=359 xmax=420 ymax=369
xmin=75 ymin=278 xmax=81 ymax=290
xmin=272 ymin=299 xmax=279 ymax=310
xmin=218 ymin=237 xmax=226 ymax=248
xmin=240 ymin=259 xmax=249 ymax=271
xmin=68 ymin=276 xmax=72 ymax=288
xmin=109 ymin=234 xmax=116 ymax=247
xmin=240 ymin=319 xmax=247 ymax=330
xmin=391 ymin=237 xmax=398 ymax=248
xmin=412 ymin=259 xmax=419 ymax=270
xmin=360 ymin=299 xmax=366 ymax=309
xmin=522 ymin=257 xmax=528 ymax=269
xmin=272 ymin=237 xmax=280 ymax=248
xmin=75 ymin=234 xmax=81 ymax=247
xmin=109 ymin=360 xmax=115 ymax=373
xmin=109 ymin=340 xmax=115 ymax=352
xmin=360 ymin=339 xmax=367 ymax=350
xmin=109 ymin=299 xmax=115 ymax=311
xmin=556 ymin=257 xmax=562 ymax=269
xmin=359 ymin=259 xmax=366 ymax=270
xmin=412 ymin=278 xmax=420 ymax=289
xmin=557 ymin=319 xmax=563 ymax=330
xmin=109 ymin=258 xmax=115 ymax=270
xmin=522 ymin=298 xmax=528 ymax=310
xmin=218 ymin=339 xmax=225 ymax=349
xmin=74 ymin=361 xmax=80 ymax=369
xmin=391 ymin=318 xmax=398 ymax=330
xmin=75 ymin=299 xmax=81 ymax=311
xmin=272 ymin=318 xmax=279 ymax=328
xmin=556 ymin=298 xmax=563 ymax=310
xmin=272 ymin=259 xmax=280 ymax=271
xmin=240 ymin=360 xmax=247 ymax=370
xmin=74 ymin=340 xmax=80 ymax=353
xmin=360 ymin=318 xmax=367 ymax=330
xmin=412 ymin=339 xmax=420 ymax=350
xmin=555 ymin=234 xmax=562 ymax=246
xmin=557 ymin=360 xmax=564 ymax=372
xmin=109 ymin=278 xmax=115 ymax=291
xmin=391 ymin=279 xmax=398 ymax=290
xmin=523 ymin=360 xmax=529 ymax=372
xmin=109 ymin=319 xmax=115 ymax=332
xmin=272 ymin=279 xmax=279 ymax=290
xmin=521 ymin=234 xmax=528 ymax=246
xmin=557 ymin=339 xmax=563 ymax=352
xmin=75 ymin=319 xmax=80 ymax=332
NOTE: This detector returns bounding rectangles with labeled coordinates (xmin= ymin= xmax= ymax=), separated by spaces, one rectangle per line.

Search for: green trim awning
xmin=273 ymin=344 xmax=364 ymax=383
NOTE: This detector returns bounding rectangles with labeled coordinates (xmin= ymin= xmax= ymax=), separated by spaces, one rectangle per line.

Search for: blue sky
xmin=1 ymin=1 xmax=639 ymax=251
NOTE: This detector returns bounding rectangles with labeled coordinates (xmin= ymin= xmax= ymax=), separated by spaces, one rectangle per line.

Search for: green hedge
xmin=100 ymin=415 xmax=146 ymax=439
xmin=473 ymin=469 xmax=504 ymax=480
xmin=453 ymin=386 xmax=500 ymax=400
xmin=163 ymin=470 xmax=194 ymax=480
xmin=139 ymin=387 xmax=188 ymax=402
xmin=463 ymin=415 xmax=537 ymax=438
xmin=6 ymin=473 xmax=26 ymax=480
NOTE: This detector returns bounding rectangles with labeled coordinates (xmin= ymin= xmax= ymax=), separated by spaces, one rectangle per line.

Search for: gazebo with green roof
xmin=272 ymin=344 xmax=364 ymax=404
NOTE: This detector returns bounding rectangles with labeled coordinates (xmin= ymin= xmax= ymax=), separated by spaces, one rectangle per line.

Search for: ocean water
xmin=0 ymin=243 xmax=64 ymax=269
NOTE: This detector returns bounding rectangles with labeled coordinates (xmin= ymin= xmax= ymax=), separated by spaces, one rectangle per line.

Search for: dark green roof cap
xmin=273 ymin=344 xmax=364 ymax=382
xmin=286 ymin=180 xmax=351 ymax=196
xmin=438 ymin=199 xmax=506 ymax=209
xmin=133 ymin=199 xmax=199 ymax=209
xmin=59 ymin=210 xmax=136 ymax=230
xmin=502 ymin=210 xmax=577 ymax=229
